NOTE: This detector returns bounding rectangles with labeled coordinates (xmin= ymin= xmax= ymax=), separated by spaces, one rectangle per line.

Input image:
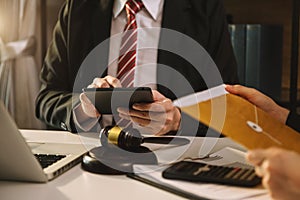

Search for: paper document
xmin=132 ymin=164 xmax=268 ymax=200
xmin=196 ymin=147 xmax=254 ymax=169
xmin=130 ymin=148 xmax=269 ymax=200
xmin=143 ymin=136 xmax=246 ymax=166
xmin=174 ymin=85 xmax=300 ymax=154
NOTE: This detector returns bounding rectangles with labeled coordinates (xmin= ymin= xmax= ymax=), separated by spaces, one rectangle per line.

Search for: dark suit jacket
xmin=287 ymin=111 xmax=300 ymax=133
xmin=36 ymin=0 xmax=239 ymax=135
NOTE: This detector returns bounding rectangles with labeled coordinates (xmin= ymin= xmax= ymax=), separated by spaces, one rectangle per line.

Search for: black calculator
xmin=162 ymin=161 xmax=261 ymax=187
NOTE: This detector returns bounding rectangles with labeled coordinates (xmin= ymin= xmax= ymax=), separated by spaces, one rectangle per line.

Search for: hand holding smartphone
xmin=82 ymin=87 xmax=154 ymax=114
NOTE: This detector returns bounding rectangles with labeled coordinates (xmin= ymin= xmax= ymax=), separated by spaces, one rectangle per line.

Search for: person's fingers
xmin=103 ymin=75 xmax=122 ymax=88
xmin=133 ymin=99 xmax=173 ymax=112
xmin=118 ymin=112 xmax=163 ymax=135
xmin=92 ymin=77 xmax=111 ymax=88
xmin=225 ymin=84 xmax=241 ymax=94
xmin=247 ymin=148 xmax=281 ymax=177
xmin=87 ymin=83 xmax=97 ymax=88
xmin=154 ymin=127 xmax=169 ymax=136
xmin=225 ymin=84 xmax=257 ymax=99
xmin=80 ymin=93 xmax=92 ymax=105
xmin=133 ymin=90 xmax=173 ymax=112
xmin=119 ymin=113 xmax=151 ymax=126
xmin=118 ymin=107 xmax=150 ymax=120
xmin=258 ymin=159 xmax=287 ymax=200
xmin=266 ymin=173 xmax=293 ymax=200
xmin=133 ymin=102 xmax=163 ymax=112
xmin=226 ymin=84 xmax=273 ymax=107
xmin=246 ymin=149 xmax=267 ymax=166
xmin=118 ymin=113 xmax=131 ymax=120
xmin=118 ymin=108 xmax=167 ymax=134
xmin=118 ymin=106 xmax=171 ymax=123
xmin=117 ymin=89 xmax=180 ymax=135
xmin=224 ymin=84 xmax=235 ymax=93
xmin=151 ymin=90 xmax=166 ymax=101
xmin=79 ymin=93 xmax=100 ymax=117
xmin=135 ymin=125 xmax=157 ymax=135
xmin=255 ymin=158 xmax=270 ymax=177
xmin=261 ymin=171 xmax=271 ymax=189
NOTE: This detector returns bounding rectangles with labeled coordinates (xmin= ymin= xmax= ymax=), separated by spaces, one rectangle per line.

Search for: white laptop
xmin=0 ymin=102 xmax=88 ymax=182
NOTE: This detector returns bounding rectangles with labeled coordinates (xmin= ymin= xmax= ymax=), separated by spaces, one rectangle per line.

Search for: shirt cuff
xmin=73 ymin=103 xmax=100 ymax=132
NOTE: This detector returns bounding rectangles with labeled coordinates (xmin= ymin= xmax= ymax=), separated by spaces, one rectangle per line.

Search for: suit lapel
xmin=157 ymin=0 xmax=192 ymax=98
xmin=93 ymin=0 xmax=114 ymax=45
xmin=92 ymin=0 xmax=114 ymax=77
xmin=161 ymin=0 xmax=191 ymax=32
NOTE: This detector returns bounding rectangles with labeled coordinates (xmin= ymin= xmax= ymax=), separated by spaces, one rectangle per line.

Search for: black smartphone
xmin=82 ymin=87 xmax=154 ymax=114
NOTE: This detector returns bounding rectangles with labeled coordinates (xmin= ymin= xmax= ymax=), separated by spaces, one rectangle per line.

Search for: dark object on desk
xmin=100 ymin=126 xmax=190 ymax=151
xmin=81 ymin=145 xmax=157 ymax=175
xmin=162 ymin=161 xmax=261 ymax=187
xmin=82 ymin=87 xmax=154 ymax=114
xmin=81 ymin=126 xmax=190 ymax=175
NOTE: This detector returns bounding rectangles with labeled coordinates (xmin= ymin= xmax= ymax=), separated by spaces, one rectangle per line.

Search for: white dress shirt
xmin=108 ymin=0 xmax=164 ymax=89
xmin=74 ymin=0 xmax=165 ymax=131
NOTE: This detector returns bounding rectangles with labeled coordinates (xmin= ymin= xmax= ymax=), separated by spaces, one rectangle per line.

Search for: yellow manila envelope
xmin=173 ymin=85 xmax=300 ymax=154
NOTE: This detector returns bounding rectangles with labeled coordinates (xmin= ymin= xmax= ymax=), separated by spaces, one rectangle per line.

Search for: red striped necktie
xmin=116 ymin=0 xmax=144 ymax=129
xmin=117 ymin=0 xmax=144 ymax=87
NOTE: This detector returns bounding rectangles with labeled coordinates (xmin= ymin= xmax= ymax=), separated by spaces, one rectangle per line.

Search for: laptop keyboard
xmin=34 ymin=154 xmax=66 ymax=169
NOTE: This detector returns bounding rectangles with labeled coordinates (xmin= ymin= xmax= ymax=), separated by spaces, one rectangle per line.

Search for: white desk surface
xmin=0 ymin=129 xmax=271 ymax=200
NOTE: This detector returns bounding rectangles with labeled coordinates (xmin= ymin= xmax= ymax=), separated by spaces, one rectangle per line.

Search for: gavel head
xmin=99 ymin=126 xmax=143 ymax=150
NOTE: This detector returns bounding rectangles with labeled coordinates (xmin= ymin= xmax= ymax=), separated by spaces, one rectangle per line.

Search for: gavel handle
xmin=143 ymin=137 xmax=190 ymax=146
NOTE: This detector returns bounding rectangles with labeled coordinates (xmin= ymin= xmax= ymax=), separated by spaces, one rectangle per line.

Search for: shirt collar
xmin=113 ymin=0 xmax=163 ymax=21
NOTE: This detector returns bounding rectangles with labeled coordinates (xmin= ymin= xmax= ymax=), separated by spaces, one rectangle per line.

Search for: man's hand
xmin=226 ymin=85 xmax=289 ymax=124
xmin=117 ymin=90 xmax=181 ymax=135
xmin=87 ymin=75 xmax=122 ymax=89
xmin=79 ymin=76 xmax=121 ymax=118
xmin=247 ymin=148 xmax=300 ymax=200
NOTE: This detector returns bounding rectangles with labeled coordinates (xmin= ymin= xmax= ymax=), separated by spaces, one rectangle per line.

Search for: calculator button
xmin=206 ymin=166 xmax=220 ymax=177
xmin=233 ymin=168 xmax=246 ymax=179
xmin=247 ymin=172 xmax=258 ymax=181
xmin=224 ymin=167 xmax=240 ymax=179
xmin=240 ymin=169 xmax=253 ymax=180
xmin=193 ymin=165 xmax=210 ymax=175
xmin=216 ymin=167 xmax=232 ymax=178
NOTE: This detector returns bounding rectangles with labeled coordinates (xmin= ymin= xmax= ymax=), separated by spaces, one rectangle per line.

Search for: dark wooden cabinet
xmin=224 ymin=0 xmax=300 ymax=112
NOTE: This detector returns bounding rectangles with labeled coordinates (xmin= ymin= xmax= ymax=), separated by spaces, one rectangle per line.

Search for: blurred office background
xmin=0 ymin=0 xmax=64 ymax=129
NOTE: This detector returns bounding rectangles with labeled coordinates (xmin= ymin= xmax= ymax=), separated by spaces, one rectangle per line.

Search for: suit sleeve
xmin=206 ymin=0 xmax=239 ymax=84
xmin=35 ymin=0 xmax=80 ymax=133
xmin=176 ymin=0 xmax=239 ymax=137
xmin=286 ymin=111 xmax=300 ymax=133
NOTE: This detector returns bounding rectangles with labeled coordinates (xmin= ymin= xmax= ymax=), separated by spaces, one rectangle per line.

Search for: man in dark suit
xmin=36 ymin=0 xmax=239 ymax=136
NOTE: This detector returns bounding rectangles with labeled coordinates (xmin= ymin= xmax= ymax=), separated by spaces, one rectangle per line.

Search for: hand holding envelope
xmin=174 ymin=85 xmax=300 ymax=154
